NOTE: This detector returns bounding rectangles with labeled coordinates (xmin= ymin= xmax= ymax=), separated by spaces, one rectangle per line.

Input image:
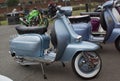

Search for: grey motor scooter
xmin=71 ymin=0 xmax=120 ymax=52
xmin=9 ymin=7 xmax=102 ymax=79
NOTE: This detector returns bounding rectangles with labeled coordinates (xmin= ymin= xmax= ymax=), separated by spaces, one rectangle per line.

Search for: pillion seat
xmin=15 ymin=26 xmax=47 ymax=35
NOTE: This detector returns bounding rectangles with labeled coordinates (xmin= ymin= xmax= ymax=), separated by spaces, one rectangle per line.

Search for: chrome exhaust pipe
xmin=9 ymin=51 xmax=15 ymax=57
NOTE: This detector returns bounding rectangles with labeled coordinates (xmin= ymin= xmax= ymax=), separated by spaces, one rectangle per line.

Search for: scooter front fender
xmin=107 ymin=28 xmax=120 ymax=43
xmin=60 ymin=41 xmax=99 ymax=61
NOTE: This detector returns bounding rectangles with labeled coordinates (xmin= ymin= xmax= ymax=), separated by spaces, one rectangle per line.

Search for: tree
xmin=6 ymin=0 xmax=19 ymax=7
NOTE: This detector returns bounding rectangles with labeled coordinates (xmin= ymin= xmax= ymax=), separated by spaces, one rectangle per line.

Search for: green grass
xmin=0 ymin=20 xmax=8 ymax=25
xmin=72 ymin=9 xmax=86 ymax=16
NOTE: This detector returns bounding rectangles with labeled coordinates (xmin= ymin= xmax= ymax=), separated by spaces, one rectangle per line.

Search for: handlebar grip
xmin=56 ymin=7 xmax=65 ymax=14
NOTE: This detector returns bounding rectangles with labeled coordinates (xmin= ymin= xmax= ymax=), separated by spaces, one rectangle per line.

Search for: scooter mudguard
xmin=60 ymin=41 xmax=99 ymax=61
xmin=9 ymin=34 xmax=50 ymax=57
xmin=106 ymin=28 xmax=120 ymax=43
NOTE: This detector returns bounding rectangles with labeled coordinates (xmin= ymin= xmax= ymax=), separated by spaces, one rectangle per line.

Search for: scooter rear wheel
xmin=115 ymin=36 xmax=120 ymax=52
xmin=72 ymin=51 xmax=102 ymax=79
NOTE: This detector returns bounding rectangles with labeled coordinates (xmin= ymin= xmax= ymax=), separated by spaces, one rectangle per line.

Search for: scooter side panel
xmin=9 ymin=34 xmax=50 ymax=57
xmin=106 ymin=28 xmax=120 ymax=42
xmin=60 ymin=41 xmax=99 ymax=61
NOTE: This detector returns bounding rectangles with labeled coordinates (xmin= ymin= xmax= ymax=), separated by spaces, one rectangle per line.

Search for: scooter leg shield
xmin=60 ymin=41 xmax=100 ymax=61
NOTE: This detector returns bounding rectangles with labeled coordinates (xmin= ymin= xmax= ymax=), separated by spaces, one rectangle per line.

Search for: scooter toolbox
xmin=9 ymin=34 xmax=50 ymax=57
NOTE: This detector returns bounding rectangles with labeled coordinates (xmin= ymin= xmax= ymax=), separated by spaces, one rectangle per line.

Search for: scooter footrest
xmin=44 ymin=52 xmax=56 ymax=62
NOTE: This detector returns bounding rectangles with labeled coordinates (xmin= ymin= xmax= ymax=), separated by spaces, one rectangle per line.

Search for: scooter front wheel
xmin=72 ymin=51 xmax=102 ymax=79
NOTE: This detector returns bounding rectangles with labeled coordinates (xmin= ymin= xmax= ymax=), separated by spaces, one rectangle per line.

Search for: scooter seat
xmin=80 ymin=12 xmax=101 ymax=17
xmin=15 ymin=26 xmax=47 ymax=34
xmin=69 ymin=15 xmax=90 ymax=23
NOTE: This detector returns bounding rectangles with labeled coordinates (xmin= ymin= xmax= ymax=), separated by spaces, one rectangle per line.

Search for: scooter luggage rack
xmin=90 ymin=35 xmax=104 ymax=43
xmin=92 ymin=24 xmax=106 ymax=36
xmin=92 ymin=32 xmax=106 ymax=36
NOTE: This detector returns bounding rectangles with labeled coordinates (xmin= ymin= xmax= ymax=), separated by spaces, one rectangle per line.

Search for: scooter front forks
xmin=82 ymin=52 xmax=99 ymax=68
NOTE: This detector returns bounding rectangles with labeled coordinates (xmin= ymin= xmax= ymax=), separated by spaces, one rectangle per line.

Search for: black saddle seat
xmin=15 ymin=26 xmax=47 ymax=34
xmin=80 ymin=12 xmax=101 ymax=17
xmin=69 ymin=15 xmax=90 ymax=23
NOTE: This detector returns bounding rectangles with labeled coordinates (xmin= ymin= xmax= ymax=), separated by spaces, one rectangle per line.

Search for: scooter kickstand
xmin=40 ymin=63 xmax=47 ymax=79
xmin=61 ymin=62 xmax=65 ymax=67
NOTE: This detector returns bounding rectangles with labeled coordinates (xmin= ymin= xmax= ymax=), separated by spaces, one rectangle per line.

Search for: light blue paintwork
xmin=60 ymin=41 xmax=99 ymax=61
xmin=103 ymin=1 xmax=120 ymax=43
xmin=102 ymin=0 xmax=114 ymax=8
xmin=9 ymin=7 xmax=100 ymax=62
xmin=107 ymin=28 xmax=120 ymax=42
xmin=10 ymin=34 xmax=50 ymax=57
xmin=54 ymin=12 xmax=99 ymax=61
xmin=72 ymin=0 xmax=120 ymax=44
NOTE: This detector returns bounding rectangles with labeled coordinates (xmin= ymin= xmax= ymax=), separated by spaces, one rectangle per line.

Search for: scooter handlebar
xmin=56 ymin=7 xmax=65 ymax=14
xmin=50 ymin=7 xmax=65 ymax=20
xmin=51 ymin=15 xmax=57 ymax=21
